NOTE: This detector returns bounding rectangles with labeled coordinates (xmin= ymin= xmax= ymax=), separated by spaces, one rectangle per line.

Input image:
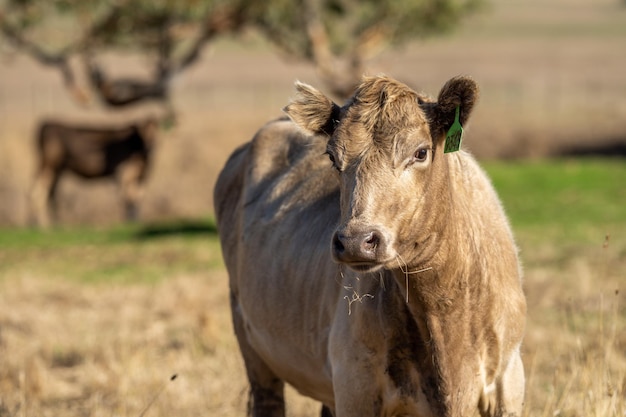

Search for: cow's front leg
xmin=333 ymin=389 xmax=382 ymax=417
xmin=321 ymin=404 xmax=335 ymax=417
xmin=30 ymin=167 xmax=59 ymax=228
xmin=331 ymin=365 xmax=386 ymax=417
xmin=248 ymin=380 xmax=285 ymax=417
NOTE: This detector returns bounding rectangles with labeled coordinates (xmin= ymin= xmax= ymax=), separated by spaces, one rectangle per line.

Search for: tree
xmin=0 ymin=0 xmax=245 ymax=111
xmin=0 ymin=0 xmax=483 ymax=107
xmin=246 ymin=0 xmax=484 ymax=98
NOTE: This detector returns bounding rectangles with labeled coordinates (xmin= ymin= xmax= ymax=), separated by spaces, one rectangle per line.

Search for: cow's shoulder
xmin=242 ymin=118 xmax=336 ymax=207
xmin=246 ymin=118 xmax=327 ymax=185
xmin=215 ymin=117 xmax=339 ymax=241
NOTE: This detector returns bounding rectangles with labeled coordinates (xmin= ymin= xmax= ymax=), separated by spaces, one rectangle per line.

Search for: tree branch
xmin=82 ymin=4 xmax=245 ymax=109
xmin=301 ymin=0 xmax=362 ymax=99
xmin=0 ymin=4 xmax=132 ymax=105
xmin=172 ymin=4 xmax=246 ymax=75
xmin=0 ymin=16 xmax=88 ymax=102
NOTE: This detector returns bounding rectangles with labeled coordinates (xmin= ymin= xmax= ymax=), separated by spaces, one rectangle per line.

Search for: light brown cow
xmin=30 ymin=118 xmax=158 ymax=227
xmin=214 ymin=75 xmax=526 ymax=417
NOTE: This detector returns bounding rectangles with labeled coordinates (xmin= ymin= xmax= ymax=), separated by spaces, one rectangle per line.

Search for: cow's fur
xmin=214 ymin=75 xmax=526 ymax=417
xmin=30 ymin=118 xmax=158 ymax=227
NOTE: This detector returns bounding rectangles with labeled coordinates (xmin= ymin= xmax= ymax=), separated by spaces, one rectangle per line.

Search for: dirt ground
xmin=0 ymin=0 xmax=625 ymax=227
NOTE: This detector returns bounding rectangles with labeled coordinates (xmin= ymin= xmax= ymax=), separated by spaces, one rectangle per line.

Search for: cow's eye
xmin=324 ymin=151 xmax=341 ymax=172
xmin=414 ymin=148 xmax=429 ymax=163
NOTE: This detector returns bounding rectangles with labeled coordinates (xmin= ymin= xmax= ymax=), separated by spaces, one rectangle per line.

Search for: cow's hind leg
xmin=498 ymin=351 xmax=525 ymax=416
xmin=231 ymin=291 xmax=285 ymax=417
xmin=479 ymin=350 xmax=525 ymax=417
xmin=117 ymin=157 xmax=145 ymax=222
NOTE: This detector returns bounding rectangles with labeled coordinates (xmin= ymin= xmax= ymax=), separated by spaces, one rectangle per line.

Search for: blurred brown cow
xmin=30 ymin=118 xmax=159 ymax=227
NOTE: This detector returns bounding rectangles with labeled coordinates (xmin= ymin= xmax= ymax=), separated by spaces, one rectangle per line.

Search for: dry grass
xmin=0 ymin=230 xmax=623 ymax=416
xmin=0 ymin=273 xmax=228 ymax=416
xmin=520 ymin=233 xmax=626 ymax=417
xmin=0 ymin=271 xmax=322 ymax=417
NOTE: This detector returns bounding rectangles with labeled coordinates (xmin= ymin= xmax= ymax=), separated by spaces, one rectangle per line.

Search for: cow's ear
xmin=431 ymin=76 xmax=479 ymax=137
xmin=283 ymin=81 xmax=341 ymax=137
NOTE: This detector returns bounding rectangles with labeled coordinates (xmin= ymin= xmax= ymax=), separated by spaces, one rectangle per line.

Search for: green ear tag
xmin=444 ymin=106 xmax=463 ymax=153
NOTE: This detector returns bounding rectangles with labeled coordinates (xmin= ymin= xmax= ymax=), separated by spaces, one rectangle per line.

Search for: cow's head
xmin=284 ymin=75 xmax=478 ymax=272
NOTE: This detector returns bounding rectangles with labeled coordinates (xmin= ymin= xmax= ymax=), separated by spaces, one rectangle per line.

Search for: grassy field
xmin=487 ymin=159 xmax=626 ymax=417
xmin=0 ymin=158 xmax=624 ymax=417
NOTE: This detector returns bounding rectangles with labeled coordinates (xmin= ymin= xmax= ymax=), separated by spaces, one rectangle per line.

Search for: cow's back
xmin=214 ymin=119 xmax=343 ymax=402
xmin=37 ymin=121 xmax=147 ymax=177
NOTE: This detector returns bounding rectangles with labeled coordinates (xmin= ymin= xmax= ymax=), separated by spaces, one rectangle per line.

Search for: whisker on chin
xmin=395 ymin=254 xmax=410 ymax=303
xmin=395 ymin=254 xmax=434 ymax=303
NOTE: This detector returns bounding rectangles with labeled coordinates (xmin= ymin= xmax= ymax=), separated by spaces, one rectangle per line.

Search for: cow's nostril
xmin=333 ymin=229 xmax=385 ymax=263
xmin=333 ymin=234 xmax=345 ymax=254
xmin=362 ymin=232 xmax=380 ymax=253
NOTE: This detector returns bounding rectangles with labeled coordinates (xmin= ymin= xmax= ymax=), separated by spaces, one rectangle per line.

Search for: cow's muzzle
xmin=332 ymin=227 xmax=390 ymax=272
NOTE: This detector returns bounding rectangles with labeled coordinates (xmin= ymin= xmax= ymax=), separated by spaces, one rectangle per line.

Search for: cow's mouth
xmin=342 ymin=261 xmax=385 ymax=273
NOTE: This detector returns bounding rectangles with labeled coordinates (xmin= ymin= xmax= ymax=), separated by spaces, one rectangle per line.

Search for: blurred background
xmin=0 ymin=0 xmax=623 ymax=226
xmin=0 ymin=1 xmax=624 ymax=416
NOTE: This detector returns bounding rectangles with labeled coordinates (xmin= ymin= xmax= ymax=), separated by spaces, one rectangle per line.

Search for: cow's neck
xmin=396 ymin=151 xmax=488 ymax=314
xmin=388 ymin=157 xmax=495 ymax=415
xmin=391 ymin=266 xmax=485 ymax=414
